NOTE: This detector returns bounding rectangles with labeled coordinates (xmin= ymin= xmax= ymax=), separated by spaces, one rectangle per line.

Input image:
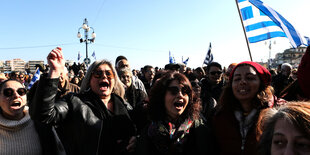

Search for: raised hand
xmin=47 ymin=47 xmax=65 ymax=78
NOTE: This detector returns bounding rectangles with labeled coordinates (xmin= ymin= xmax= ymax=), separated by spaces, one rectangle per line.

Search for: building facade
xmin=272 ymin=46 xmax=306 ymax=68
xmin=5 ymin=59 xmax=26 ymax=72
xmin=26 ymin=60 xmax=44 ymax=73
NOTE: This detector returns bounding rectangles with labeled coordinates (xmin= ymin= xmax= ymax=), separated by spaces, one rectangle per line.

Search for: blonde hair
xmin=80 ymin=60 xmax=125 ymax=98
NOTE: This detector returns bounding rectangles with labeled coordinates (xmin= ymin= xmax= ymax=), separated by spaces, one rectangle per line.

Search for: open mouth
xmin=10 ymin=101 xmax=21 ymax=109
xmin=174 ymin=102 xmax=184 ymax=109
xmin=99 ymin=81 xmax=110 ymax=90
xmin=238 ymin=88 xmax=249 ymax=95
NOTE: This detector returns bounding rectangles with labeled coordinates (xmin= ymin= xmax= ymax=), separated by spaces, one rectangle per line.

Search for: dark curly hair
xmin=148 ymin=72 xmax=201 ymax=122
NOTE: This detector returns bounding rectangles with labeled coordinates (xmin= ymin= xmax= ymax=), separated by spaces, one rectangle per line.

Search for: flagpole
xmin=235 ymin=0 xmax=253 ymax=61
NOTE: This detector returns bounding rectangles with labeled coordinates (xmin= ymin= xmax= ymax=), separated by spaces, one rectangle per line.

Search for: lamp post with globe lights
xmin=77 ymin=18 xmax=96 ymax=67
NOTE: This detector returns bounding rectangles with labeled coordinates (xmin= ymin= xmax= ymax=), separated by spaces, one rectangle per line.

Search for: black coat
xmin=30 ymin=77 xmax=136 ymax=155
xmin=135 ymin=118 xmax=215 ymax=155
xmin=33 ymin=121 xmax=66 ymax=155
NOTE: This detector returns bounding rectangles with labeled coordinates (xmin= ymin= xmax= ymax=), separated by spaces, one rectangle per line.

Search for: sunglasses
xmin=2 ymin=88 xmax=27 ymax=97
xmin=167 ymin=86 xmax=191 ymax=96
xmin=209 ymin=71 xmax=222 ymax=75
xmin=92 ymin=70 xmax=114 ymax=79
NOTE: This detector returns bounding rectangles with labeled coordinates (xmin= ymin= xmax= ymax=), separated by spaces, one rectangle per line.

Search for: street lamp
xmin=265 ymin=40 xmax=276 ymax=69
xmin=77 ymin=18 xmax=96 ymax=67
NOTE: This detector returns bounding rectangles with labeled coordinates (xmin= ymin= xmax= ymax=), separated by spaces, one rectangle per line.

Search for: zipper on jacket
xmin=241 ymin=138 xmax=245 ymax=151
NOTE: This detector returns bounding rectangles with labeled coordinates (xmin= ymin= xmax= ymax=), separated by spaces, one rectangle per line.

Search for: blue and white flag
xmin=237 ymin=0 xmax=304 ymax=48
xmin=183 ymin=57 xmax=189 ymax=65
xmin=92 ymin=51 xmax=96 ymax=60
xmin=78 ymin=51 xmax=81 ymax=61
xmin=27 ymin=68 xmax=40 ymax=89
xmin=305 ymin=36 xmax=310 ymax=46
xmin=169 ymin=51 xmax=175 ymax=64
xmin=204 ymin=43 xmax=213 ymax=65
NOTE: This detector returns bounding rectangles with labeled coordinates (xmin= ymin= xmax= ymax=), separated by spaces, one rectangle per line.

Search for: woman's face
xmin=232 ymin=65 xmax=261 ymax=103
xmin=0 ymin=80 xmax=27 ymax=120
xmin=90 ymin=64 xmax=115 ymax=99
xmin=164 ymin=80 xmax=190 ymax=120
xmin=271 ymin=119 xmax=310 ymax=155
xmin=120 ymin=72 xmax=132 ymax=88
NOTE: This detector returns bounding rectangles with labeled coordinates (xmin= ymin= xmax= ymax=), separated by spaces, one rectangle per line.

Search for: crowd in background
xmin=0 ymin=46 xmax=310 ymax=155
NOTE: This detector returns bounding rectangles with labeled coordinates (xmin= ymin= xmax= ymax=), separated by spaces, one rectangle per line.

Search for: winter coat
xmin=135 ymin=118 xmax=215 ymax=155
xmin=29 ymin=76 xmax=136 ymax=155
xmin=212 ymin=108 xmax=260 ymax=155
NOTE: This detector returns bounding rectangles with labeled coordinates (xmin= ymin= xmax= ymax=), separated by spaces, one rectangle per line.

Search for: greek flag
xmin=169 ymin=51 xmax=175 ymax=64
xmin=27 ymin=68 xmax=40 ymax=89
xmin=237 ymin=0 xmax=304 ymax=48
xmin=78 ymin=51 xmax=81 ymax=61
xmin=203 ymin=43 xmax=213 ymax=65
xmin=305 ymin=36 xmax=310 ymax=46
xmin=92 ymin=51 xmax=96 ymax=60
xmin=183 ymin=57 xmax=189 ymax=65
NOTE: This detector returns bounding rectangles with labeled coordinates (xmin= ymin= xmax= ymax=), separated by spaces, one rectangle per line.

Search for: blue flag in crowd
xmin=27 ymin=68 xmax=40 ymax=89
xmin=183 ymin=57 xmax=189 ymax=65
xmin=237 ymin=0 xmax=304 ymax=48
xmin=305 ymin=36 xmax=310 ymax=46
xmin=78 ymin=51 xmax=81 ymax=61
xmin=169 ymin=51 xmax=175 ymax=64
xmin=204 ymin=43 xmax=213 ymax=65
xmin=92 ymin=51 xmax=96 ymax=60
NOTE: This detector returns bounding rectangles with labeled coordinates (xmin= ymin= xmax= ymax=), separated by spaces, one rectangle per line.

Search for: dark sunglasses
xmin=167 ymin=86 xmax=191 ymax=96
xmin=2 ymin=88 xmax=27 ymax=97
xmin=210 ymin=71 xmax=222 ymax=75
xmin=92 ymin=70 xmax=114 ymax=79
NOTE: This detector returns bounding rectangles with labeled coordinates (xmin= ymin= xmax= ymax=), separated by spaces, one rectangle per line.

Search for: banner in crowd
xmin=237 ymin=0 xmax=305 ymax=48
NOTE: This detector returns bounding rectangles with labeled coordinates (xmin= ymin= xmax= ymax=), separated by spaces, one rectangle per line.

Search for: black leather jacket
xmin=30 ymin=76 xmax=136 ymax=155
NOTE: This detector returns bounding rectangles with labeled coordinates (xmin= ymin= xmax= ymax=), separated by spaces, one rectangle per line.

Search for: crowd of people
xmin=0 ymin=46 xmax=310 ymax=155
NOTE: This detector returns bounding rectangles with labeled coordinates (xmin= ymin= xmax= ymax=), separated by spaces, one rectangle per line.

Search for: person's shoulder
xmin=68 ymin=82 xmax=80 ymax=91
xmin=112 ymin=93 xmax=133 ymax=111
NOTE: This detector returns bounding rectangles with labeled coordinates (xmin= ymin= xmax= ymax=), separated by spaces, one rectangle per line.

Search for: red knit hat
xmin=229 ymin=61 xmax=271 ymax=87
xmin=297 ymin=46 xmax=310 ymax=99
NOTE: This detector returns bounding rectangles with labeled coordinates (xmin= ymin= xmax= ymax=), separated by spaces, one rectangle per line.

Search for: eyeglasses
xmin=209 ymin=71 xmax=222 ymax=75
xmin=167 ymin=86 xmax=190 ymax=96
xmin=2 ymin=88 xmax=27 ymax=97
xmin=92 ymin=70 xmax=114 ymax=79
